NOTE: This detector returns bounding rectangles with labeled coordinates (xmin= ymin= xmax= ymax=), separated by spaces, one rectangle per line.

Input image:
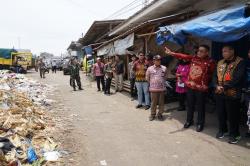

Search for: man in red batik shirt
xmin=165 ymin=45 xmax=215 ymax=132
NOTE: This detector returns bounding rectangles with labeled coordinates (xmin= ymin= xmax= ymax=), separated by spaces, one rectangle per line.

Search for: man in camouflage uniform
xmin=38 ymin=59 xmax=46 ymax=78
xmin=70 ymin=58 xmax=83 ymax=91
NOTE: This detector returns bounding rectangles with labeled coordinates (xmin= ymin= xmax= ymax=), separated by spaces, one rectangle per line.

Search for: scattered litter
xmin=100 ymin=160 xmax=107 ymax=165
xmin=44 ymin=151 xmax=61 ymax=161
xmin=0 ymin=83 xmax=10 ymax=91
xmin=0 ymin=70 xmax=61 ymax=165
xmin=27 ymin=146 xmax=38 ymax=163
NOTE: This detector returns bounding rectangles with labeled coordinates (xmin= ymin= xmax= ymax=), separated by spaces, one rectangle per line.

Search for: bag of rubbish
xmin=0 ymin=137 xmax=15 ymax=154
xmin=27 ymin=146 xmax=38 ymax=164
xmin=44 ymin=151 xmax=61 ymax=161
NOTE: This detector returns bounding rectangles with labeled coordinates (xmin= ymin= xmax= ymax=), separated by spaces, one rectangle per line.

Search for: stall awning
xmin=97 ymin=43 xmax=115 ymax=56
xmin=156 ymin=5 xmax=250 ymax=45
xmin=97 ymin=33 xmax=134 ymax=56
xmin=114 ymin=33 xmax=134 ymax=55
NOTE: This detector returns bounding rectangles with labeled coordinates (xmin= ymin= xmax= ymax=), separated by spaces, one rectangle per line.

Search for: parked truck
xmin=0 ymin=48 xmax=33 ymax=73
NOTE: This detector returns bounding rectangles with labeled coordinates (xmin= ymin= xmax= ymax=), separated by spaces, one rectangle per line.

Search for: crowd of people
xmin=35 ymin=45 xmax=250 ymax=145
xmin=91 ymin=45 xmax=250 ymax=145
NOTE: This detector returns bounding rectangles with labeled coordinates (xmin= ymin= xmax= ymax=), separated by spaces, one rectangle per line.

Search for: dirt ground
xmin=28 ymin=70 xmax=250 ymax=166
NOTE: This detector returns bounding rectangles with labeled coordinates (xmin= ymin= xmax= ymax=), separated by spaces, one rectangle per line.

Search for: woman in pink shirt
xmin=93 ymin=58 xmax=105 ymax=91
xmin=175 ymin=60 xmax=190 ymax=111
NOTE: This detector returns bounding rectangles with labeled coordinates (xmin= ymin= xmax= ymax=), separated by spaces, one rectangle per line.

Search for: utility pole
xmin=18 ymin=37 xmax=21 ymax=49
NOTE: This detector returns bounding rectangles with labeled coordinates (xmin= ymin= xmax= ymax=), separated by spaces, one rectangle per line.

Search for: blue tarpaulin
xmin=156 ymin=5 xmax=250 ymax=45
xmin=83 ymin=46 xmax=93 ymax=55
xmin=0 ymin=48 xmax=17 ymax=59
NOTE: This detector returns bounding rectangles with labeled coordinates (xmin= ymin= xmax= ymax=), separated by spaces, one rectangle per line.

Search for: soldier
xmin=214 ymin=45 xmax=245 ymax=144
xmin=70 ymin=58 xmax=83 ymax=91
xmin=38 ymin=59 xmax=46 ymax=78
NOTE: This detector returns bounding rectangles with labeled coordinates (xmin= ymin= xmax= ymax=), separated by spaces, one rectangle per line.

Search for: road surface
xmin=29 ymin=70 xmax=250 ymax=166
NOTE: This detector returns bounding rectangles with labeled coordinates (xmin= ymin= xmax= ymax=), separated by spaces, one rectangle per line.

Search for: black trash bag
xmin=0 ymin=137 xmax=15 ymax=154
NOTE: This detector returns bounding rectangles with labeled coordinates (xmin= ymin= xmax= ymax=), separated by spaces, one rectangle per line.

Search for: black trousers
xmin=187 ymin=88 xmax=206 ymax=125
xmin=96 ymin=76 xmax=105 ymax=91
xmin=130 ymin=78 xmax=137 ymax=98
xmin=215 ymin=94 xmax=240 ymax=137
xmin=71 ymin=75 xmax=81 ymax=90
xmin=52 ymin=66 xmax=57 ymax=73
xmin=178 ymin=93 xmax=186 ymax=108
xmin=104 ymin=77 xmax=112 ymax=94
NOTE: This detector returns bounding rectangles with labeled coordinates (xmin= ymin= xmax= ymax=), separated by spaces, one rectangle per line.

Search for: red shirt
xmin=93 ymin=62 xmax=104 ymax=76
xmin=172 ymin=53 xmax=215 ymax=92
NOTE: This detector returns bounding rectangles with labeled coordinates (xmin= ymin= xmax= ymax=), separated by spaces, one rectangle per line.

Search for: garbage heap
xmin=0 ymin=70 xmax=59 ymax=165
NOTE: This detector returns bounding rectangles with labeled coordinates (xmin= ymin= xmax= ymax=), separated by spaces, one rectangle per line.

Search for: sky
xmin=0 ymin=0 xmax=151 ymax=56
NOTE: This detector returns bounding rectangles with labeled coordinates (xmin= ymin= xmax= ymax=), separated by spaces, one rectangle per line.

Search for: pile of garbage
xmin=0 ymin=70 xmax=54 ymax=107
xmin=0 ymin=70 xmax=61 ymax=165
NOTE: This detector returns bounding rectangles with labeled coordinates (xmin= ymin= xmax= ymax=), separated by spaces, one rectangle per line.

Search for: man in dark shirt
xmin=244 ymin=49 xmax=250 ymax=138
xmin=114 ymin=55 xmax=124 ymax=92
xmin=214 ymin=45 xmax=245 ymax=144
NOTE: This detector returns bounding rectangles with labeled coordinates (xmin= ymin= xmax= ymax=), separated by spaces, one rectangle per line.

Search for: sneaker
xmin=216 ymin=132 xmax=225 ymax=139
xmin=145 ymin=105 xmax=150 ymax=110
xmin=149 ymin=116 xmax=155 ymax=121
xmin=228 ymin=136 xmax=241 ymax=144
xmin=79 ymin=88 xmax=83 ymax=90
xmin=136 ymin=105 xmax=143 ymax=109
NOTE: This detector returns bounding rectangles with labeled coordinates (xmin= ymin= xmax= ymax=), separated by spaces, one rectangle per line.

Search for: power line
xmin=108 ymin=3 xmax=144 ymax=19
xmin=105 ymin=0 xmax=140 ymax=19
xmin=105 ymin=0 xmax=154 ymax=19
xmin=105 ymin=0 xmax=142 ymax=19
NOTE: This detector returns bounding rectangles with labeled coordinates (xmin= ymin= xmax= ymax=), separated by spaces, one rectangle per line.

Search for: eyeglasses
xmin=139 ymin=54 xmax=145 ymax=56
